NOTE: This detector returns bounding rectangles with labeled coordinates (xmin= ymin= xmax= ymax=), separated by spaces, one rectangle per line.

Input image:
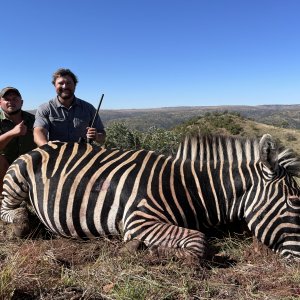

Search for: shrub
xmin=104 ymin=122 xmax=141 ymax=150
xmin=140 ymin=126 xmax=181 ymax=156
xmin=286 ymin=133 xmax=297 ymax=142
xmin=105 ymin=123 xmax=181 ymax=156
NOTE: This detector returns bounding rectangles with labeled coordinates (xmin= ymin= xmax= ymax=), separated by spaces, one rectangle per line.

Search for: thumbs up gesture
xmin=12 ymin=120 xmax=27 ymax=136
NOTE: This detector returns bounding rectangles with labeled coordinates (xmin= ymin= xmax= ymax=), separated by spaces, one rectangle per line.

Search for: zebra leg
xmin=11 ymin=207 xmax=31 ymax=238
xmin=1 ymin=178 xmax=28 ymax=223
xmin=1 ymin=181 xmax=32 ymax=237
xmin=1 ymin=193 xmax=27 ymax=223
xmin=1 ymin=194 xmax=30 ymax=238
xmin=124 ymin=220 xmax=209 ymax=263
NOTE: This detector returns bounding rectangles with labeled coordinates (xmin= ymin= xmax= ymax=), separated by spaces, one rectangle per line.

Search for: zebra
xmin=1 ymin=133 xmax=300 ymax=262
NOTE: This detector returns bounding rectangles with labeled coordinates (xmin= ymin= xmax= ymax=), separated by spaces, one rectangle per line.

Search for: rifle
xmin=78 ymin=93 xmax=104 ymax=144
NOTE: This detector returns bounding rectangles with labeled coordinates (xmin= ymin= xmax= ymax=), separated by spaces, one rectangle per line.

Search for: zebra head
xmin=176 ymin=133 xmax=300 ymax=260
xmin=246 ymin=134 xmax=300 ymax=260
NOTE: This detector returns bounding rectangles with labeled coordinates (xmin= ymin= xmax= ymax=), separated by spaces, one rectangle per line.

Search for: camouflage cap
xmin=0 ymin=87 xmax=22 ymax=98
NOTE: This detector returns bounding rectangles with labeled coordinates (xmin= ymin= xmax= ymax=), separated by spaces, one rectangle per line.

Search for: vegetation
xmin=104 ymin=112 xmax=300 ymax=155
xmin=173 ymin=111 xmax=243 ymax=136
xmin=104 ymin=122 xmax=182 ymax=156
xmin=1 ymin=112 xmax=300 ymax=299
xmin=1 ymin=225 xmax=300 ymax=299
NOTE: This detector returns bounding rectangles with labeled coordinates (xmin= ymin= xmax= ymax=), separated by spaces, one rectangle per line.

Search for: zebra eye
xmin=287 ymin=196 xmax=300 ymax=209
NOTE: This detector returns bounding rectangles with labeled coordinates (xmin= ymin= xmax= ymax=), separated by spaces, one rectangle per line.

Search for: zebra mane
xmin=176 ymin=133 xmax=300 ymax=178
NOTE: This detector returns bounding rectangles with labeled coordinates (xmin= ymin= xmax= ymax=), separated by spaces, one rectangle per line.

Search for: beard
xmin=57 ymin=89 xmax=74 ymax=100
xmin=6 ymin=108 xmax=22 ymax=115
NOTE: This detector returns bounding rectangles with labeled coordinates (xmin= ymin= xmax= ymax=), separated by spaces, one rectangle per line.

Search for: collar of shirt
xmin=0 ymin=108 xmax=8 ymax=121
xmin=0 ymin=109 xmax=14 ymax=133
xmin=0 ymin=109 xmax=33 ymax=126
xmin=55 ymin=96 xmax=79 ymax=109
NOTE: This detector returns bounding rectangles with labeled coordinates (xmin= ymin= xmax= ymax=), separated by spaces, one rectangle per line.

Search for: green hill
xmin=105 ymin=112 xmax=300 ymax=158
xmin=173 ymin=112 xmax=300 ymax=154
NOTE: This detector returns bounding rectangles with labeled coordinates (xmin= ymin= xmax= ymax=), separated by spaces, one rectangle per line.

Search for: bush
xmin=105 ymin=123 xmax=181 ymax=156
xmin=140 ymin=126 xmax=181 ymax=156
xmin=286 ymin=133 xmax=297 ymax=142
xmin=104 ymin=122 xmax=141 ymax=150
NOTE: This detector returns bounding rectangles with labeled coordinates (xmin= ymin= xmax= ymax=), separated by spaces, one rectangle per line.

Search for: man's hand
xmin=12 ymin=120 xmax=27 ymax=136
xmin=86 ymin=127 xmax=97 ymax=141
xmin=86 ymin=127 xmax=106 ymax=144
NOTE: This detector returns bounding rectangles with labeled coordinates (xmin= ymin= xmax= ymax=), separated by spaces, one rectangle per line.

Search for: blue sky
xmin=1 ymin=0 xmax=300 ymax=110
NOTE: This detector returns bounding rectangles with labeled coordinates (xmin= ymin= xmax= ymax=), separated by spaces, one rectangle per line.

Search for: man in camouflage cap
xmin=0 ymin=87 xmax=36 ymax=196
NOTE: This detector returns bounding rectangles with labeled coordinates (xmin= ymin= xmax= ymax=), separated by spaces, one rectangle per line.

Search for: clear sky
xmin=1 ymin=0 xmax=300 ymax=110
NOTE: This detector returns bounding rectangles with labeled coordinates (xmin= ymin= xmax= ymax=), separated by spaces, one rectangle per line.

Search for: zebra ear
xmin=259 ymin=134 xmax=278 ymax=172
xmin=287 ymin=196 xmax=300 ymax=211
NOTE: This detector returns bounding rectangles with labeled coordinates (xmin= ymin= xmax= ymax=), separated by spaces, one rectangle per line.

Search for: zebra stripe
xmin=1 ymin=133 xmax=300 ymax=261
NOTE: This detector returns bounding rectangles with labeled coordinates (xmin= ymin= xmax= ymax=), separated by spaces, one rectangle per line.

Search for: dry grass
xmin=0 ymin=221 xmax=300 ymax=300
xmin=240 ymin=120 xmax=300 ymax=155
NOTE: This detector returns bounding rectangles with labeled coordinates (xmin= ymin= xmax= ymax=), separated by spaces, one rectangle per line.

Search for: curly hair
xmin=52 ymin=68 xmax=79 ymax=86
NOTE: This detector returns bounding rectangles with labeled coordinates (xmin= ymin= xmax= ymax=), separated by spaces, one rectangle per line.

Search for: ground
xmin=0 ymin=219 xmax=300 ymax=300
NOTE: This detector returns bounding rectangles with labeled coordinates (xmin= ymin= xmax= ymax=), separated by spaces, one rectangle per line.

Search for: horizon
xmin=24 ymin=103 xmax=300 ymax=113
xmin=1 ymin=0 xmax=300 ymax=110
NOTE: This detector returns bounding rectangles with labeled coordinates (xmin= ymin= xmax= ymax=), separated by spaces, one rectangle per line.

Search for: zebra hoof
xmin=120 ymin=239 xmax=144 ymax=254
xmin=13 ymin=221 xmax=31 ymax=238
xmin=147 ymin=245 xmax=202 ymax=266
xmin=12 ymin=207 xmax=31 ymax=238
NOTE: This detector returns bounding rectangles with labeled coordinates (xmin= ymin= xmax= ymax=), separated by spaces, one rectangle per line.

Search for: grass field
xmin=0 ymin=221 xmax=300 ymax=299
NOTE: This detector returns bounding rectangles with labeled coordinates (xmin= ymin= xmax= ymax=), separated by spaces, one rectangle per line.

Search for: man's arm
xmin=33 ymin=127 xmax=49 ymax=147
xmin=33 ymin=104 xmax=51 ymax=147
xmin=0 ymin=121 xmax=28 ymax=150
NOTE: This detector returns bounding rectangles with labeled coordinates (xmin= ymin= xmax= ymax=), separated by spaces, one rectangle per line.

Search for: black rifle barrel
xmin=90 ymin=93 xmax=104 ymax=128
xmin=78 ymin=93 xmax=104 ymax=144
xmin=86 ymin=93 xmax=104 ymax=144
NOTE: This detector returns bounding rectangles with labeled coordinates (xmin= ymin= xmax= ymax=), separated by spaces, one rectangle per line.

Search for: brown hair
xmin=52 ymin=68 xmax=79 ymax=86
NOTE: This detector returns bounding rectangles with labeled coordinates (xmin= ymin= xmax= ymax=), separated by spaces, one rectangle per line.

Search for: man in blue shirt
xmin=34 ymin=68 xmax=106 ymax=146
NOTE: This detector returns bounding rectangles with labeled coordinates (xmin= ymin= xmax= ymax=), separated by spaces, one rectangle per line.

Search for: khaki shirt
xmin=0 ymin=110 xmax=36 ymax=164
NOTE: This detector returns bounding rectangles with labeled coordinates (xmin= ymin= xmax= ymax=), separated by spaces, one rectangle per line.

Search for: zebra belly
xmin=30 ymin=184 xmax=124 ymax=239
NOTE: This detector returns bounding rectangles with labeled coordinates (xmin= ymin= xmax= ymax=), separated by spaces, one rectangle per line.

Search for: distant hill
xmin=28 ymin=104 xmax=300 ymax=131
xmin=28 ymin=107 xmax=300 ymax=158
xmin=101 ymin=104 xmax=300 ymax=131
xmin=172 ymin=112 xmax=300 ymax=155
